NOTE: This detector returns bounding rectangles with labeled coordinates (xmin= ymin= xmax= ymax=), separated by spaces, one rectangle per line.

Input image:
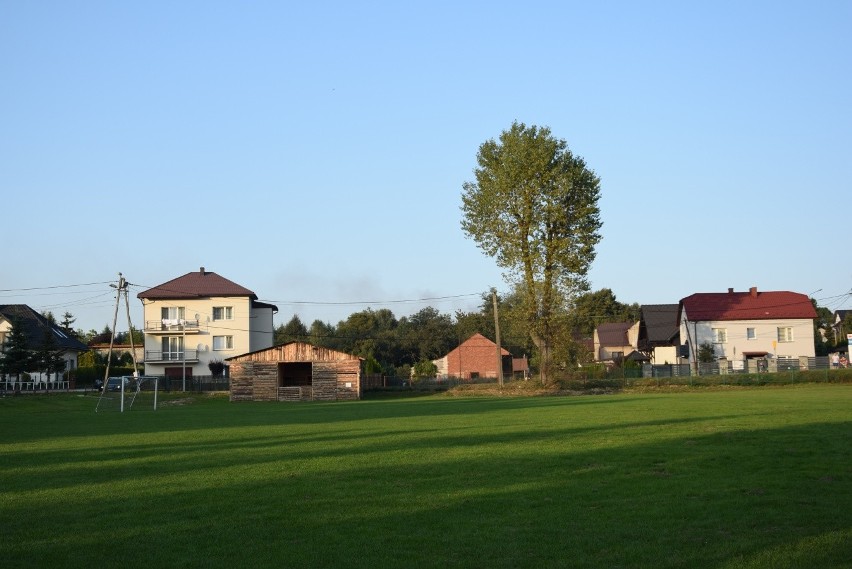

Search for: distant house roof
xmin=625 ymin=350 xmax=650 ymax=362
xmin=640 ymin=304 xmax=679 ymax=344
xmin=443 ymin=333 xmax=511 ymax=358
xmin=137 ymin=267 xmax=258 ymax=300
xmin=0 ymin=304 xmax=88 ymax=352
xmin=596 ymin=322 xmax=633 ymax=347
xmin=679 ymin=288 xmax=817 ymax=322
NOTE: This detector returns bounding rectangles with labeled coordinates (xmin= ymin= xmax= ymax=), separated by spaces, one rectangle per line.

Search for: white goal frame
xmin=96 ymin=375 xmax=159 ymax=413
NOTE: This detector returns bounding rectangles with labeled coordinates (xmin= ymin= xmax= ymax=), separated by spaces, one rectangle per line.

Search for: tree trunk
xmin=531 ymin=331 xmax=552 ymax=386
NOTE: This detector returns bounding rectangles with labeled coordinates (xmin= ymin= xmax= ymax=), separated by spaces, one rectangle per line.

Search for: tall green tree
xmin=275 ymin=315 xmax=309 ymax=345
xmin=567 ymin=288 xmax=640 ymax=337
xmin=0 ymin=317 xmax=33 ymax=380
xmin=308 ymin=320 xmax=336 ymax=349
xmin=397 ymin=307 xmax=455 ymax=364
xmin=35 ymin=327 xmax=67 ymax=383
xmin=335 ymin=308 xmax=398 ymax=365
xmin=461 ymin=121 xmax=602 ymax=384
xmin=59 ymin=312 xmax=77 ymax=337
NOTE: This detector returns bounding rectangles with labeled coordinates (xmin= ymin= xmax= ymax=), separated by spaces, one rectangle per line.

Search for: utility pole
xmin=492 ymin=288 xmax=503 ymax=388
xmin=96 ymin=273 xmax=140 ymax=412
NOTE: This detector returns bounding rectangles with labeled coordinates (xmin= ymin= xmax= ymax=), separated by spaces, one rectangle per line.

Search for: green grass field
xmin=1 ymin=385 xmax=850 ymax=568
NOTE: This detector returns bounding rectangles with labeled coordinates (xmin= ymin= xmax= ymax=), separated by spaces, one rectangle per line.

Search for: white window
xmin=161 ymin=306 xmax=185 ymax=321
xmin=213 ymin=336 xmax=234 ymax=350
xmin=212 ymin=306 xmax=233 ymax=321
xmin=162 ymin=337 xmax=183 ymax=360
xmin=777 ymin=327 xmax=793 ymax=342
xmin=746 ymin=327 xmax=756 ymax=340
xmin=712 ymin=328 xmax=727 ymax=343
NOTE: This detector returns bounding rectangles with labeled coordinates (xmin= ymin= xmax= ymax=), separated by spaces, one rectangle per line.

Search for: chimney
xmin=728 ymin=288 xmax=734 ymax=294
xmin=200 ymin=267 xmax=206 ymax=275
xmin=749 ymin=286 xmax=757 ymax=297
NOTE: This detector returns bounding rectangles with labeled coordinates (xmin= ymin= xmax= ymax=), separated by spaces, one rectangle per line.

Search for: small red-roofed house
xmin=679 ymin=287 xmax=817 ymax=367
xmin=433 ymin=333 xmax=514 ymax=380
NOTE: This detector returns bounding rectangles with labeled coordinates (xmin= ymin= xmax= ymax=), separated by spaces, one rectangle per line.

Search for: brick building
xmin=433 ymin=333 xmax=514 ymax=380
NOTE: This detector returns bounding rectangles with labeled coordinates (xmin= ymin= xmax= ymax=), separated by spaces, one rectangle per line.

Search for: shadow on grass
xmin=1 ymin=391 xmax=850 ymax=568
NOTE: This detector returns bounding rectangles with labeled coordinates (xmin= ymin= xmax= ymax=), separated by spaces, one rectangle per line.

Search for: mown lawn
xmin=0 ymin=385 xmax=850 ymax=568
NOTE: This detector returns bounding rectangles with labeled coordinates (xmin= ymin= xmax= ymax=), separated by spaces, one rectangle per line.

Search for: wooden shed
xmin=227 ymin=342 xmax=362 ymax=402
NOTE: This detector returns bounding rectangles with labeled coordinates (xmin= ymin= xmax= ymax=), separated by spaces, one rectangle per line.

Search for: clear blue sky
xmin=2 ymin=1 xmax=850 ymax=333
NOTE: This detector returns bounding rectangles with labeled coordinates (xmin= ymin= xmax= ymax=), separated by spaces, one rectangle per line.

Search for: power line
xmin=0 ymin=281 xmax=113 ymax=293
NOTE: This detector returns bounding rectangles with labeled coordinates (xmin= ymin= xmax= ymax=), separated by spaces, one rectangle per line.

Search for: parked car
xmin=106 ymin=376 xmax=130 ymax=392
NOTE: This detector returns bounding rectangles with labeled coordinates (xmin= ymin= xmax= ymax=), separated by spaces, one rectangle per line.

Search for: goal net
xmin=95 ymin=375 xmax=159 ymax=412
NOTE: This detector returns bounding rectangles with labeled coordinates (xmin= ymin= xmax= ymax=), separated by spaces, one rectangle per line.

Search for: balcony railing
xmin=144 ymin=350 xmax=199 ymax=363
xmin=144 ymin=319 xmax=200 ymax=333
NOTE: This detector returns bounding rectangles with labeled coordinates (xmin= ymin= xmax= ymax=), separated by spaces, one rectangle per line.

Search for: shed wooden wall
xmin=228 ymin=343 xmax=361 ymax=402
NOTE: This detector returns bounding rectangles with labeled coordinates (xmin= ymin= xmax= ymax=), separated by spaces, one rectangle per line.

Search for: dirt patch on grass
xmin=160 ymin=397 xmax=196 ymax=406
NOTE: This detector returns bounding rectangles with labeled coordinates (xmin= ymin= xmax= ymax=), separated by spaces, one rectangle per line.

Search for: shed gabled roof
xmin=137 ymin=268 xmax=257 ymax=300
xmin=226 ymin=341 xmax=361 ymax=363
xmin=679 ymin=288 xmax=817 ymax=322
xmin=0 ymin=304 xmax=88 ymax=352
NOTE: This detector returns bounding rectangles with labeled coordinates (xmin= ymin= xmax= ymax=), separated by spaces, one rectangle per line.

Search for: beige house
xmin=136 ymin=268 xmax=277 ymax=380
xmin=593 ymin=321 xmax=642 ymax=363
xmin=679 ymin=287 xmax=817 ymax=370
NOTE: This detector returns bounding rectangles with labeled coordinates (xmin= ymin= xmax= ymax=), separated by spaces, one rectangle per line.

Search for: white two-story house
xmin=137 ymin=268 xmax=277 ymax=380
xmin=679 ymin=287 xmax=816 ymax=369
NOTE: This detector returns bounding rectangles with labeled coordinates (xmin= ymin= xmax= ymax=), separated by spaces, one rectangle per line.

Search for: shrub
xmin=208 ymin=359 xmax=226 ymax=377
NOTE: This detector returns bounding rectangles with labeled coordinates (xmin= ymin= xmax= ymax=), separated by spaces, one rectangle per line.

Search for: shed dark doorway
xmin=279 ymin=362 xmax=312 ymax=387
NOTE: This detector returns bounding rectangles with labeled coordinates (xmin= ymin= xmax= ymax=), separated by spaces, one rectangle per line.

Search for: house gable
xmin=593 ymin=321 xmax=640 ymax=362
xmin=433 ymin=333 xmax=511 ymax=380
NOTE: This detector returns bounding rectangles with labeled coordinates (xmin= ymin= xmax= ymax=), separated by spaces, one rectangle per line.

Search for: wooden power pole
xmin=492 ymin=288 xmax=503 ymax=387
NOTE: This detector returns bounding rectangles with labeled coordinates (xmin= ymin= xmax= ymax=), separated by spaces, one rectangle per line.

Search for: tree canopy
xmin=461 ymin=121 xmax=602 ymax=383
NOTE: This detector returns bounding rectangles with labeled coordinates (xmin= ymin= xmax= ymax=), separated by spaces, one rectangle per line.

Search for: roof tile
xmin=680 ymin=289 xmax=816 ymax=321
xmin=137 ymin=269 xmax=257 ymax=300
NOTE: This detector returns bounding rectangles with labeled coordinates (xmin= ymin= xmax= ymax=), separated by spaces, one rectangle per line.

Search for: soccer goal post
xmin=95 ymin=375 xmax=159 ymax=413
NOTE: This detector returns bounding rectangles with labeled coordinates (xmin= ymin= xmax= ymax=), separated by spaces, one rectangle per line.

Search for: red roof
xmin=137 ymin=268 xmax=257 ymax=300
xmin=596 ymin=322 xmax=633 ymax=346
xmin=679 ymin=288 xmax=816 ymax=321
xmin=446 ymin=333 xmax=511 ymax=357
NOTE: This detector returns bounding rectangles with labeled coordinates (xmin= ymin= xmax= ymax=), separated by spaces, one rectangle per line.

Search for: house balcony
xmin=144 ymin=350 xmax=199 ymax=364
xmin=144 ymin=320 xmax=201 ymax=334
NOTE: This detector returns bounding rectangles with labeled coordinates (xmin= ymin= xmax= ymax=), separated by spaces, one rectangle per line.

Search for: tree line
xmin=270 ymin=287 xmax=640 ymax=379
xmin=18 ymin=121 xmax=845 ymax=386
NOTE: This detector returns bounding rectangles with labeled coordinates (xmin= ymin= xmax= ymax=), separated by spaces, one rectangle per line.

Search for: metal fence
xmin=363 ymin=356 xmax=851 ymax=392
xmin=154 ymin=375 xmax=230 ymax=392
